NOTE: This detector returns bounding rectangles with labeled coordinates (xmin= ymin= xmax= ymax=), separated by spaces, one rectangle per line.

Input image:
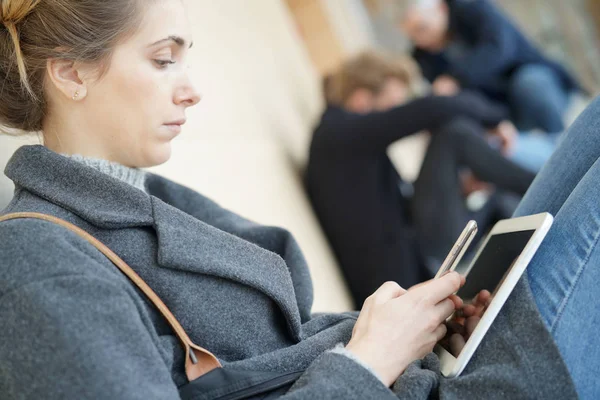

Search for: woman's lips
xmin=163 ymin=119 xmax=186 ymax=136
xmin=164 ymin=124 xmax=183 ymax=135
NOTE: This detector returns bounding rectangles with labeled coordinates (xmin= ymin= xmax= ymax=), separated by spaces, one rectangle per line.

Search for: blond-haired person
xmin=307 ymin=52 xmax=536 ymax=308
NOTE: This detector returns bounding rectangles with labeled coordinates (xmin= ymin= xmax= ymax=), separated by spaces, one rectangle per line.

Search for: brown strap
xmin=0 ymin=212 xmax=222 ymax=381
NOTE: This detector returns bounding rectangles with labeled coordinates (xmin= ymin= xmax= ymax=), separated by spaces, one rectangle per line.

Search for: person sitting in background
xmin=399 ymin=0 xmax=584 ymax=133
xmin=306 ymin=51 xmax=536 ymax=308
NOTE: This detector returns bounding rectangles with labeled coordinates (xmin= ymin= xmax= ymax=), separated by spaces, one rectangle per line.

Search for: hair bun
xmin=1 ymin=0 xmax=40 ymax=25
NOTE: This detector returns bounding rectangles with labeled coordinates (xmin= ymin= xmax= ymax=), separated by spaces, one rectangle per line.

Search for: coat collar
xmin=4 ymin=145 xmax=303 ymax=339
xmin=5 ymin=145 xmax=154 ymax=229
xmin=151 ymin=197 xmax=302 ymax=339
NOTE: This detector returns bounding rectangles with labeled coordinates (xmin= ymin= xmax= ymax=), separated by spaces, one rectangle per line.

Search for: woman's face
xmin=57 ymin=0 xmax=200 ymax=167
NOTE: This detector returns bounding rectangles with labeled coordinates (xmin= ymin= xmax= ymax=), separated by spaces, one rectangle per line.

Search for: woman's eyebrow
xmin=149 ymin=35 xmax=193 ymax=49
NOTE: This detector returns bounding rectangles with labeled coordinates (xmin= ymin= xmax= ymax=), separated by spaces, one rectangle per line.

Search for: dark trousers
xmin=411 ymin=117 xmax=536 ymax=271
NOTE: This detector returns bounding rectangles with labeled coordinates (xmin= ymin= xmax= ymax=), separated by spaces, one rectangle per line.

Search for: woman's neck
xmin=42 ymin=115 xmax=134 ymax=166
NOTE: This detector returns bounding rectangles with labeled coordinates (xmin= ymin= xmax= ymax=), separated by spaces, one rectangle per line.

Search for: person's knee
xmin=437 ymin=117 xmax=482 ymax=141
xmin=509 ymin=64 xmax=557 ymax=97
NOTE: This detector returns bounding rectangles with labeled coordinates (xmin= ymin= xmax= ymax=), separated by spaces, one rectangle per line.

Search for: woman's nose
xmin=175 ymin=81 xmax=201 ymax=107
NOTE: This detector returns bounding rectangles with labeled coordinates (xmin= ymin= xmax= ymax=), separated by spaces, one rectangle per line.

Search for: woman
xmin=0 ymin=0 xmax=595 ymax=398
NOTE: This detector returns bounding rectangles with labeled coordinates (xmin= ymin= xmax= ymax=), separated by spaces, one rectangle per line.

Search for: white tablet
xmin=434 ymin=212 xmax=554 ymax=378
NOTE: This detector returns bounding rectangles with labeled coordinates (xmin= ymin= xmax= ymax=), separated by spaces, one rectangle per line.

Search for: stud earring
xmin=72 ymin=90 xmax=80 ymax=101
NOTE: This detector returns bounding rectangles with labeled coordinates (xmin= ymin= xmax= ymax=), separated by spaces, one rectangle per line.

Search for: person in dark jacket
xmin=306 ymin=52 xmax=536 ymax=308
xmin=400 ymin=0 xmax=582 ymax=133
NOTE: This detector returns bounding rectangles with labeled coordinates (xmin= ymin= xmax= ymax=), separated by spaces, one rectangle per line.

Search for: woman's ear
xmin=46 ymin=58 xmax=88 ymax=101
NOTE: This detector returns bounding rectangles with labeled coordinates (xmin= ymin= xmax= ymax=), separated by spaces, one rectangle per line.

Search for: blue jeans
xmin=509 ymin=131 xmax=562 ymax=173
xmin=514 ymin=96 xmax=600 ymax=399
xmin=508 ymin=64 xmax=571 ymax=133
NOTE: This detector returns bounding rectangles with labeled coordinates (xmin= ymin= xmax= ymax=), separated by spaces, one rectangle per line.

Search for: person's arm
xmin=0 ymin=274 xmax=182 ymax=399
xmin=0 ymin=276 xmax=398 ymax=400
xmin=282 ymin=352 xmax=397 ymax=399
xmin=325 ymin=92 xmax=508 ymax=153
xmin=450 ymin=0 xmax=520 ymax=87
xmin=0 ymin=226 xmax=398 ymax=400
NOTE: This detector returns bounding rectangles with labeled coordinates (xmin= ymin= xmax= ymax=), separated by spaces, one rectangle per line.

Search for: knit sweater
xmin=66 ymin=155 xmax=147 ymax=193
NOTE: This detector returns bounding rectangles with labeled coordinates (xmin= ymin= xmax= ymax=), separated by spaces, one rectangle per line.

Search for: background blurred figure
xmin=399 ymin=0 xmax=583 ymax=133
xmin=306 ymin=52 xmax=535 ymax=308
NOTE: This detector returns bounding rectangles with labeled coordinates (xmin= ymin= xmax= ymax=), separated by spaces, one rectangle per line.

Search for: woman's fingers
xmin=434 ymin=298 xmax=457 ymax=322
xmin=449 ymin=333 xmax=466 ymax=357
xmin=446 ymin=320 xmax=466 ymax=337
xmin=465 ymin=316 xmax=481 ymax=337
xmin=449 ymin=294 xmax=463 ymax=309
xmin=460 ymin=290 xmax=493 ymax=318
xmin=411 ymin=271 xmax=466 ymax=292
xmin=476 ymin=290 xmax=491 ymax=305
xmin=462 ymin=303 xmax=477 ymax=318
xmin=413 ymin=272 xmax=462 ymax=305
xmin=365 ymin=281 xmax=406 ymax=308
xmin=480 ymin=290 xmax=492 ymax=307
xmin=434 ymin=323 xmax=448 ymax=341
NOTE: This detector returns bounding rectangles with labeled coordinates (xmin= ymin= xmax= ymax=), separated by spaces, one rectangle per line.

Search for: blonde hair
xmin=326 ymin=51 xmax=418 ymax=106
xmin=0 ymin=0 xmax=148 ymax=134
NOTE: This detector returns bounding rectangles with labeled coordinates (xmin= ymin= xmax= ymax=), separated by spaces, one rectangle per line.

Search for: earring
xmin=72 ymin=90 xmax=80 ymax=101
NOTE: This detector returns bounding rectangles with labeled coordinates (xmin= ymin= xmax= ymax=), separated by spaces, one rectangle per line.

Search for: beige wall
xmin=285 ymin=0 xmax=346 ymax=76
xmin=286 ymin=0 xmax=377 ymax=77
xmin=322 ymin=0 xmax=376 ymax=57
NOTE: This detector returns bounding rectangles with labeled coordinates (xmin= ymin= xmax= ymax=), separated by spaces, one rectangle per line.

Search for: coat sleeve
xmin=281 ymin=352 xmax=398 ymax=399
xmin=0 ymin=273 xmax=183 ymax=400
xmin=325 ymin=92 xmax=507 ymax=154
xmin=0 ymin=223 xmax=413 ymax=400
xmin=450 ymin=0 xmax=520 ymax=86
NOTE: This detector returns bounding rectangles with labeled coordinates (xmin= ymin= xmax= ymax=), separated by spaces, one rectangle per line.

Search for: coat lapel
xmin=5 ymin=146 xmax=304 ymax=341
xmin=150 ymin=196 xmax=303 ymax=341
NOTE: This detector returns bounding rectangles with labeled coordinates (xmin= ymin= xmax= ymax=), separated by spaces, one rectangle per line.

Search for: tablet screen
xmin=438 ymin=229 xmax=535 ymax=357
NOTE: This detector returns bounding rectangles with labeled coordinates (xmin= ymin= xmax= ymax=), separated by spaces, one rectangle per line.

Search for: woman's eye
xmin=154 ymin=59 xmax=175 ymax=68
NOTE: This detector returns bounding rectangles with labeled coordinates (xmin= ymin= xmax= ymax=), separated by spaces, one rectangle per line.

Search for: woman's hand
xmin=447 ymin=290 xmax=492 ymax=356
xmin=461 ymin=290 xmax=492 ymax=319
xmin=345 ymin=272 xmax=463 ymax=387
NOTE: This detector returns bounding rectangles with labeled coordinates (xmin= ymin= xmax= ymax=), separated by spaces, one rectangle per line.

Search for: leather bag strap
xmin=0 ymin=212 xmax=222 ymax=381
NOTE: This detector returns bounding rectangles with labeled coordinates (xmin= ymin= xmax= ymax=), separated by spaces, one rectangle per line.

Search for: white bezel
xmin=435 ymin=212 xmax=554 ymax=378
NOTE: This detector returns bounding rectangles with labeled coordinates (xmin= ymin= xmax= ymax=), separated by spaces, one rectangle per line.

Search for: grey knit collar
xmin=65 ymin=154 xmax=148 ymax=193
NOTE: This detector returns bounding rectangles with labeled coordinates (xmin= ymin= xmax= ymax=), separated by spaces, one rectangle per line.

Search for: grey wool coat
xmin=0 ymin=145 xmax=576 ymax=399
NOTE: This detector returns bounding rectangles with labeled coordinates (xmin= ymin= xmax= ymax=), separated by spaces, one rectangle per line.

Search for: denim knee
xmin=510 ymin=64 xmax=556 ymax=95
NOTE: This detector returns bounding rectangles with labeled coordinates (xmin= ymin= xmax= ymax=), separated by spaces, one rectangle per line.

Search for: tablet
xmin=434 ymin=212 xmax=554 ymax=378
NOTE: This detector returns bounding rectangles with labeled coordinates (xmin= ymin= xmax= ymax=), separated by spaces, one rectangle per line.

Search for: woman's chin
xmin=141 ymin=143 xmax=173 ymax=168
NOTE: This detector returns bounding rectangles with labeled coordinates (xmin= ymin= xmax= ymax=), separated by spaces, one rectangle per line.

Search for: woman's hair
xmin=326 ymin=51 xmax=419 ymax=107
xmin=0 ymin=0 xmax=148 ymax=134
